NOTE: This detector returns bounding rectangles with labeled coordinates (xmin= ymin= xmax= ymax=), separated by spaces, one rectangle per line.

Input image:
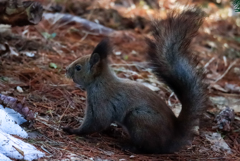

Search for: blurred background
xmin=0 ymin=0 xmax=240 ymax=160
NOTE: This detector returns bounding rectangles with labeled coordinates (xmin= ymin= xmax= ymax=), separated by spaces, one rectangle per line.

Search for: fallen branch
xmin=0 ymin=94 xmax=35 ymax=120
xmin=43 ymin=13 xmax=114 ymax=36
xmin=0 ymin=0 xmax=43 ymax=26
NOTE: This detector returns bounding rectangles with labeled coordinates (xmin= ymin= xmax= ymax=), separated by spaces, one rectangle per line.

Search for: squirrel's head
xmin=66 ymin=38 xmax=112 ymax=90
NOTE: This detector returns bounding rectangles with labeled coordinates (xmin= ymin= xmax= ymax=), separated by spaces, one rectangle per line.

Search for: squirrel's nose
xmin=65 ymin=66 xmax=72 ymax=78
xmin=66 ymin=65 xmax=72 ymax=73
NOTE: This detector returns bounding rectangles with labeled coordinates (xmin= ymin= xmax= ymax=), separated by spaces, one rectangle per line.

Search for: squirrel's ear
xmin=91 ymin=38 xmax=111 ymax=60
xmin=89 ymin=38 xmax=111 ymax=70
xmin=89 ymin=52 xmax=100 ymax=69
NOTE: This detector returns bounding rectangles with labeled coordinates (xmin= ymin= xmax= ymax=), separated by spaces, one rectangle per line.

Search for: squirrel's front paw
xmin=62 ymin=126 xmax=74 ymax=134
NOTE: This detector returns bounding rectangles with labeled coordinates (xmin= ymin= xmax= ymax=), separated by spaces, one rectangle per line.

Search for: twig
xmin=57 ymin=89 xmax=74 ymax=124
xmin=80 ymin=32 xmax=89 ymax=41
xmin=82 ymin=30 xmax=101 ymax=36
xmin=223 ymin=56 xmax=227 ymax=67
xmin=214 ymin=60 xmax=237 ymax=83
xmin=36 ymin=116 xmax=61 ymax=131
xmin=110 ymin=63 xmax=144 ymax=67
xmin=112 ymin=67 xmax=140 ymax=76
xmin=204 ymin=57 xmax=215 ymax=68
xmin=59 ymin=103 xmax=70 ymax=124
xmin=41 ymin=145 xmax=52 ymax=155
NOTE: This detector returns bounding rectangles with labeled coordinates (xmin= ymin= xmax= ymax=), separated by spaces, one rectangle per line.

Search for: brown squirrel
xmin=63 ymin=6 xmax=207 ymax=154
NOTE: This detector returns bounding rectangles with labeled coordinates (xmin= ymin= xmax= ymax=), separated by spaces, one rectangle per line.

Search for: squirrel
xmin=63 ymin=6 xmax=207 ymax=154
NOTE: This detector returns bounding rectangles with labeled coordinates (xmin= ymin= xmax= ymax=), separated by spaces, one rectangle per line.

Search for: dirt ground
xmin=0 ymin=0 xmax=240 ymax=160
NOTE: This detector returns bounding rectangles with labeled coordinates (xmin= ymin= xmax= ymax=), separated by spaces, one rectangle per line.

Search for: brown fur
xmin=63 ymin=6 xmax=207 ymax=154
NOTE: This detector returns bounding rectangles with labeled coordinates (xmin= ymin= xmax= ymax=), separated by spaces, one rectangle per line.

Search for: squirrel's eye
xmin=75 ymin=65 xmax=81 ymax=71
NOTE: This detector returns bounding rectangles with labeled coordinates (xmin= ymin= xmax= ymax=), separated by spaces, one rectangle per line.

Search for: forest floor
xmin=0 ymin=0 xmax=240 ymax=160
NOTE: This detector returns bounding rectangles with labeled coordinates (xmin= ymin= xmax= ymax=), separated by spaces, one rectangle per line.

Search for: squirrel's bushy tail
xmin=147 ymin=6 xmax=207 ymax=151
